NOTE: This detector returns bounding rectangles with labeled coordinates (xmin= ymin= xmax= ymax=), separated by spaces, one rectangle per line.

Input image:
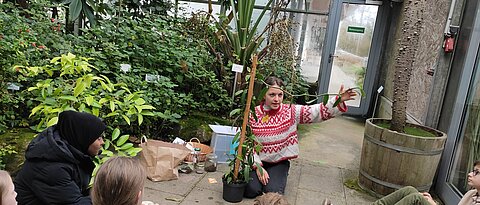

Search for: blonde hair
xmin=92 ymin=157 xmax=146 ymax=205
xmin=0 ymin=170 xmax=12 ymax=205
xmin=254 ymin=192 xmax=290 ymax=205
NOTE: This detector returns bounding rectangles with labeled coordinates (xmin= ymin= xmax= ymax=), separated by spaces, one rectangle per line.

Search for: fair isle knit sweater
xmin=250 ymin=97 xmax=347 ymax=164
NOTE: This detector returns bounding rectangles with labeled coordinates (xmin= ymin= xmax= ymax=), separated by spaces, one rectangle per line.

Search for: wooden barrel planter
xmin=358 ymin=118 xmax=447 ymax=196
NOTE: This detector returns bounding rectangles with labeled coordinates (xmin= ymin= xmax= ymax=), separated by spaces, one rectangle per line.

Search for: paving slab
xmin=295 ymin=188 xmax=346 ymax=205
xmin=142 ymin=116 xmax=379 ymax=205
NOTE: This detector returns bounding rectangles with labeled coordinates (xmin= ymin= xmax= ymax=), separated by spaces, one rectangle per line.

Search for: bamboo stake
xmin=233 ymin=55 xmax=257 ymax=181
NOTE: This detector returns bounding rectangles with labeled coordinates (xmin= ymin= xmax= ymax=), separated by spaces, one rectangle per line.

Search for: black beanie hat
xmin=57 ymin=111 xmax=107 ymax=155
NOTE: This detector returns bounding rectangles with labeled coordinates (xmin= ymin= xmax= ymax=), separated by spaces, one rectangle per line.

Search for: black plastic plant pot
xmin=222 ymin=179 xmax=247 ymax=203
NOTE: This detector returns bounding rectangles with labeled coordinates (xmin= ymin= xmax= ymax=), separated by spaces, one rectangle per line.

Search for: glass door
xmin=435 ymin=0 xmax=480 ymax=204
xmin=319 ymin=0 xmax=385 ymax=116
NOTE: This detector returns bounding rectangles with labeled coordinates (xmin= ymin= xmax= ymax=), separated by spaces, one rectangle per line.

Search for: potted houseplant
xmin=222 ymin=56 xmax=262 ymax=203
xmin=358 ymin=0 xmax=447 ymax=196
xmin=222 ymin=128 xmax=261 ymax=203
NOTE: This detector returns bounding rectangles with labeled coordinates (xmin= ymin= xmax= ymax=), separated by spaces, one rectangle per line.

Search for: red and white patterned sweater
xmin=250 ymin=97 xmax=347 ymax=164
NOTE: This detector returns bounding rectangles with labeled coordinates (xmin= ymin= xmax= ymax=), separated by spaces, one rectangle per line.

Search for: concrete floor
xmin=142 ymin=115 xmax=378 ymax=205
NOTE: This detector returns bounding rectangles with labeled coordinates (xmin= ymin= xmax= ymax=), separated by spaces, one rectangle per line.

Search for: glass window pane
xmin=448 ymin=47 xmax=480 ymax=194
xmin=287 ymin=0 xmax=331 ymax=13
xmin=328 ymin=4 xmax=378 ymax=107
xmin=298 ymin=14 xmax=328 ymax=83
xmin=175 ymin=1 xmax=222 ymax=17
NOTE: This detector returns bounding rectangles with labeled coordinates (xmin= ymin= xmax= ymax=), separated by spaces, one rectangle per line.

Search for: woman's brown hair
xmin=92 ymin=157 xmax=146 ymax=205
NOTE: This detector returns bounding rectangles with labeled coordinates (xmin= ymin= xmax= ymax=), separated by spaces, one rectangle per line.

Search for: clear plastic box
xmin=208 ymin=125 xmax=240 ymax=163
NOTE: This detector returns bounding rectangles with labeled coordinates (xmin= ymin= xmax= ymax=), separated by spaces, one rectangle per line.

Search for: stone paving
xmin=142 ymin=116 xmax=378 ymax=205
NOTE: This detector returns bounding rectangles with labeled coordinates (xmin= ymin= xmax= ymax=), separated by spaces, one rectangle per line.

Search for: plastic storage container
xmin=209 ymin=125 xmax=240 ymax=163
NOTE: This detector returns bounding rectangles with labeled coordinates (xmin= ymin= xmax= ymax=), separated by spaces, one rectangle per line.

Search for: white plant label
xmin=232 ymin=64 xmax=243 ymax=73
xmin=145 ymin=74 xmax=160 ymax=83
xmin=7 ymin=82 xmax=20 ymax=91
xmin=120 ymin=64 xmax=131 ymax=73
xmin=377 ymin=86 xmax=384 ymax=93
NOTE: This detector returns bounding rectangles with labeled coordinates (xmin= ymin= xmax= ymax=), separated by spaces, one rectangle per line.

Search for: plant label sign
xmin=232 ymin=64 xmax=243 ymax=73
xmin=7 ymin=82 xmax=20 ymax=91
xmin=145 ymin=74 xmax=160 ymax=83
xmin=377 ymin=86 xmax=384 ymax=93
xmin=120 ymin=64 xmax=131 ymax=73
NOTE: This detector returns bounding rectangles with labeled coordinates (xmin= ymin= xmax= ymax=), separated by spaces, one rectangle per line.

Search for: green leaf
xmin=322 ymin=95 xmax=329 ymax=105
xmin=106 ymin=112 xmax=119 ymax=117
xmin=69 ymin=0 xmax=83 ymax=21
xmin=109 ymin=101 xmax=115 ymax=112
xmin=104 ymin=139 xmax=111 ymax=149
xmin=92 ymin=108 xmax=99 ymax=116
xmin=229 ymin=108 xmax=241 ymax=117
xmin=138 ymin=114 xmax=144 ymax=125
xmin=135 ymin=105 xmax=155 ymax=112
xmin=120 ymin=143 xmax=134 ymax=150
xmin=83 ymin=2 xmax=96 ymax=27
xmin=59 ymin=96 xmax=78 ymax=102
xmin=47 ymin=117 xmax=58 ymax=127
xmin=85 ymin=96 xmax=94 ymax=106
xmin=127 ymin=147 xmax=143 ymax=156
xmin=112 ymin=128 xmax=120 ymax=141
xmin=30 ymin=105 xmax=44 ymax=117
xmin=99 ymin=98 xmax=108 ymax=105
xmin=73 ymin=78 xmax=85 ymax=97
xmin=134 ymin=98 xmax=146 ymax=105
xmin=116 ymin=135 xmax=130 ymax=147
xmin=141 ymin=111 xmax=155 ymax=116
xmin=333 ymin=97 xmax=342 ymax=107
xmin=122 ymin=114 xmax=131 ymax=125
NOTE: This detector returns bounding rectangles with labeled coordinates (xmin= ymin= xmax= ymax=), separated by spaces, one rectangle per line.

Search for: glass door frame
xmin=318 ymin=0 xmax=389 ymax=116
xmin=436 ymin=1 xmax=480 ymax=204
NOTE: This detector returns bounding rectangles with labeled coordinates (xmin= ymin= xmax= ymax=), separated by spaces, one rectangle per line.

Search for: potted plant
xmin=358 ymin=0 xmax=447 ymax=196
xmin=222 ymin=56 xmax=262 ymax=203
xmin=222 ymin=129 xmax=261 ymax=203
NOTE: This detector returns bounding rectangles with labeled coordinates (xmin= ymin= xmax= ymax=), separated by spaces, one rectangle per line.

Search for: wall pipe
xmin=444 ymin=0 xmax=458 ymax=35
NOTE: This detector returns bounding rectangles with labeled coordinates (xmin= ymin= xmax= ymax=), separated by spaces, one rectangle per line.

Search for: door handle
xmin=328 ymin=54 xmax=338 ymax=63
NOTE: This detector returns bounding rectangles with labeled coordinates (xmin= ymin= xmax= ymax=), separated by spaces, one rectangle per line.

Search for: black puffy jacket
xmin=14 ymin=126 xmax=95 ymax=205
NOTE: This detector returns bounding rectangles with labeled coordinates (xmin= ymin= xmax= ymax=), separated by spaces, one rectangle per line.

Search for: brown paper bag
xmin=139 ymin=139 xmax=191 ymax=182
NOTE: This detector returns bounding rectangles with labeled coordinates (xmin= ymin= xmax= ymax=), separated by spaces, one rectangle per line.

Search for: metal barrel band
xmin=359 ymin=170 xmax=432 ymax=191
xmin=364 ymin=134 xmax=443 ymax=155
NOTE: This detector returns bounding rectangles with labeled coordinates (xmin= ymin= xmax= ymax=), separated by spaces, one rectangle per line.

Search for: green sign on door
xmin=347 ymin=26 xmax=365 ymax=34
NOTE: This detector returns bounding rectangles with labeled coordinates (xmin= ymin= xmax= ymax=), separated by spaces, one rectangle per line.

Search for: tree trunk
xmin=390 ymin=0 xmax=426 ymax=132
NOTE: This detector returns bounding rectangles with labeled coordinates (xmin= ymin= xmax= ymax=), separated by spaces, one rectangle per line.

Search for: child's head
xmin=91 ymin=157 xmax=146 ymax=205
xmin=0 ymin=170 xmax=17 ymax=205
xmin=254 ymin=192 xmax=290 ymax=205
xmin=468 ymin=160 xmax=480 ymax=190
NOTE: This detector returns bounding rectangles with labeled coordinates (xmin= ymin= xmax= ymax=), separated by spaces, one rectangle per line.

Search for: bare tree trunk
xmin=390 ymin=0 xmax=426 ymax=132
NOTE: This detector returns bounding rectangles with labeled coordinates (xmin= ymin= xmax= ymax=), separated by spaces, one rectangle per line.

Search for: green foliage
xmin=0 ymin=2 xmax=232 ymax=139
xmin=0 ymin=143 xmax=17 ymax=170
xmin=69 ymin=14 xmax=232 ymax=135
xmin=223 ymin=130 xmax=262 ymax=184
xmin=20 ymin=53 xmax=156 ymax=158
xmin=214 ymin=0 xmax=273 ymax=72
xmin=0 ymin=1 xmax=72 ymax=132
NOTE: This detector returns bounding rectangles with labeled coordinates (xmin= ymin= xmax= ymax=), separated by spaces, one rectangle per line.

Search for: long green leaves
xmin=222 ymin=0 xmax=274 ymax=69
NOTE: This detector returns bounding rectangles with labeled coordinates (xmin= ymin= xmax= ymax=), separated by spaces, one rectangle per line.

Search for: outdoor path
xmin=142 ymin=115 xmax=378 ymax=205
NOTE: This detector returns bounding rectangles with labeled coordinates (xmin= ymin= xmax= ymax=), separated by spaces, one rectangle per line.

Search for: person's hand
xmin=338 ymin=84 xmax=357 ymax=102
xmin=421 ymin=192 xmax=437 ymax=205
xmin=256 ymin=166 xmax=269 ymax=185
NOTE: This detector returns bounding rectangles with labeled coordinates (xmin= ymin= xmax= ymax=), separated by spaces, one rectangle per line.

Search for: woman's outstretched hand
xmin=338 ymin=85 xmax=357 ymax=102
xmin=256 ymin=167 xmax=270 ymax=185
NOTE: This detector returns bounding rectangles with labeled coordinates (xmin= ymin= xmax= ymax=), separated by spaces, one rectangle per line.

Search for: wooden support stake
xmin=233 ymin=55 xmax=257 ymax=182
